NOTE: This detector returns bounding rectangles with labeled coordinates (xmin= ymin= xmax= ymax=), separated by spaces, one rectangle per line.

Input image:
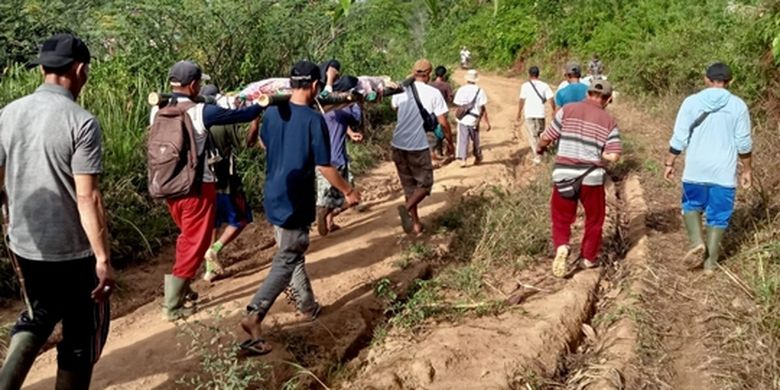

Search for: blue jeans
xmin=681 ymin=182 xmax=736 ymax=228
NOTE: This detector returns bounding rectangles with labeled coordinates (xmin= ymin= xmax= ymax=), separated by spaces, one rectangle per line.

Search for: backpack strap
xmin=409 ymin=82 xmax=428 ymax=123
xmin=687 ymin=110 xmax=713 ymax=144
xmin=469 ymin=88 xmax=481 ymax=116
xmin=529 ymin=81 xmax=546 ymax=104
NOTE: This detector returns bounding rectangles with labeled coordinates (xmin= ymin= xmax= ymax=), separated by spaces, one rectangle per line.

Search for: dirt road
xmin=21 ymin=71 xmax=531 ymax=389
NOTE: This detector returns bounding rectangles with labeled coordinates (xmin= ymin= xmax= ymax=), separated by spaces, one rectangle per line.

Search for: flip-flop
xmin=239 ymin=338 xmax=273 ymax=356
xmin=397 ymin=205 xmax=413 ymax=234
xmin=328 ymin=224 xmax=341 ymax=233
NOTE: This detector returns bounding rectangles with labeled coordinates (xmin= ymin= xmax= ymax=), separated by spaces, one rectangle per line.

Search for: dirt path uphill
xmin=21 ymin=71 xmax=527 ymax=389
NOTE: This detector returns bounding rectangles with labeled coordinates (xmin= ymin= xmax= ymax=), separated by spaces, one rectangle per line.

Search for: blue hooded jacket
xmin=669 ymin=87 xmax=751 ymax=188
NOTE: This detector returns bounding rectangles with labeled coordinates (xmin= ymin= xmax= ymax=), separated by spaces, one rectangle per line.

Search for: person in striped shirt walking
xmin=535 ymin=80 xmax=622 ymax=278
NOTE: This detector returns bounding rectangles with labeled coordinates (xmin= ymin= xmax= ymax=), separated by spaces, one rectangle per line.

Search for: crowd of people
xmin=0 ymin=33 xmax=753 ymax=388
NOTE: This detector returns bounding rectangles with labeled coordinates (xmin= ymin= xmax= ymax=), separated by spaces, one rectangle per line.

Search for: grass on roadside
xmin=176 ymin=308 xmax=271 ymax=389
xmin=373 ymin=178 xmax=552 ymax=336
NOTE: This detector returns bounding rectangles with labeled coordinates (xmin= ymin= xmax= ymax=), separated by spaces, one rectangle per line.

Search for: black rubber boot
xmin=0 ymin=331 xmax=44 ymax=390
xmin=54 ymin=367 xmax=93 ymax=390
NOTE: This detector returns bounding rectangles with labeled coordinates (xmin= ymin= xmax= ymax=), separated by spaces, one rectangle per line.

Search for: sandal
xmin=328 ymin=224 xmax=341 ymax=233
xmin=239 ymin=338 xmax=273 ymax=356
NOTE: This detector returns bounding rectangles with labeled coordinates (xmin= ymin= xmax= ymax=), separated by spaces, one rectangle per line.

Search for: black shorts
xmin=12 ymin=255 xmax=110 ymax=370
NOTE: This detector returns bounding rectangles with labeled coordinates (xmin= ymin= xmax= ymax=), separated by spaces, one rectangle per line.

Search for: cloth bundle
xmin=238 ymin=76 xmax=401 ymax=103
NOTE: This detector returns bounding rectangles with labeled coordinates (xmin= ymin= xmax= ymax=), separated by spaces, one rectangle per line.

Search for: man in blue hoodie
xmin=663 ymin=62 xmax=752 ymax=273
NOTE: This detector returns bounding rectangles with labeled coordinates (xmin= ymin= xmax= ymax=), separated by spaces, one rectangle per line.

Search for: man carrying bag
xmin=536 ymin=80 xmax=621 ymax=278
xmin=390 ymin=59 xmax=452 ymax=235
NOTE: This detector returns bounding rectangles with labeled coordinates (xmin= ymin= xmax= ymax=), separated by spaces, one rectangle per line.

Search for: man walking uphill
xmin=536 ymin=80 xmax=621 ymax=278
xmin=240 ymin=61 xmax=361 ymax=355
xmin=453 ymin=69 xmax=491 ymax=167
xmin=0 ymin=33 xmax=112 ymax=390
xmin=316 ymin=103 xmax=363 ymax=237
xmin=149 ymin=61 xmax=263 ymax=320
xmin=517 ymin=66 xmax=554 ymax=164
xmin=555 ymin=63 xmax=588 ymax=108
xmin=198 ymin=85 xmax=255 ymax=283
xmin=391 ymin=59 xmax=453 ymax=235
xmin=663 ymin=62 xmax=752 ymax=273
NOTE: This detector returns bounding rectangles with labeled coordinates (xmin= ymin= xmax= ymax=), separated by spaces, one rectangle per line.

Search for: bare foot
xmin=240 ymin=314 xmax=263 ymax=341
xmin=412 ymin=223 xmax=425 ymax=236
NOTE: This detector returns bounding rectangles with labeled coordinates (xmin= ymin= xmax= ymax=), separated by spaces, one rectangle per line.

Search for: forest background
xmin=0 ymin=0 xmax=778 ymax=294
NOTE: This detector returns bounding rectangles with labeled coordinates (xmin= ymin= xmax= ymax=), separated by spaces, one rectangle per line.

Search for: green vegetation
xmin=0 ymin=0 xmax=422 ymax=281
xmin=176 ymin=310 xmax=270 ymax=389
xmin=0 ymin=0 xmax=776 ymax=283
xmin=427 ymin=0 xmax=780 ymax=103
xmin=374 ymin=179 xmax=551 ymax=334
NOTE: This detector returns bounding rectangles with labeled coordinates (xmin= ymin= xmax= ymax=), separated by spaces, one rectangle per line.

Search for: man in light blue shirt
xmin=663 ymin=62 xmax=752 ymax=273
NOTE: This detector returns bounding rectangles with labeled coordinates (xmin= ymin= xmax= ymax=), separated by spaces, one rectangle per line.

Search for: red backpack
xmin=147 ymin=100 xmax=203 ymax=198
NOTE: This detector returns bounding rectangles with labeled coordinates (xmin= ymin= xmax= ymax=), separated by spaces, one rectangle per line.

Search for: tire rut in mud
xmin=331 ymin=175 xmax=642 ymax=389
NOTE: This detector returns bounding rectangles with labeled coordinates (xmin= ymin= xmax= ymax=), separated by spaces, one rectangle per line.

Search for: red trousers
xmin=166 ymin=183 xmax=216 ymax=279
xmin=551 ymin=184 xmax=605 ymax=261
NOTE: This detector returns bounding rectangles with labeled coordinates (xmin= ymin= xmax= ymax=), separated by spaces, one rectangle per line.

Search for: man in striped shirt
xmin=536 ymin=80 xmax=622 ymax=278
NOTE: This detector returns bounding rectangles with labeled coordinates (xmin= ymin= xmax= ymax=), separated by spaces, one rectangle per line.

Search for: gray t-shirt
xmin=0 ymin=84 xmax=102 ymax=261
xmin=391 ymin=81 xmax=448 ymax=151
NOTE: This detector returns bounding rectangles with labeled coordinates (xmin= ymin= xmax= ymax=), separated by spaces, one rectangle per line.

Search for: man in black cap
xmin=554 ymin=63 xmax=588 ymax=108
xmin=0 ymin=33 xmax=112 ymax=390
xmin=239 ymin=60 xmax=361 ymax=355
xmin=150 ymin=60 xmax=264 ymax=320
xmin=664 ymin=62 xmax=752 ymax=273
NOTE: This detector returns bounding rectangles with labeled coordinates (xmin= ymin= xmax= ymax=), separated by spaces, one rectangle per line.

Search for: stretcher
xmin=148 ymin=76 xmax=406 ymax=111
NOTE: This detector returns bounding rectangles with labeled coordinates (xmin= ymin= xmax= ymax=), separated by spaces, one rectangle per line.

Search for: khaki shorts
xmin=392 ymin=147 xmax=434 ymax=198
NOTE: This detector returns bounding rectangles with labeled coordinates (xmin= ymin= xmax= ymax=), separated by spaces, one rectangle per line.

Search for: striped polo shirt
xmin=541 ymin=99 xmax=621 ymax=186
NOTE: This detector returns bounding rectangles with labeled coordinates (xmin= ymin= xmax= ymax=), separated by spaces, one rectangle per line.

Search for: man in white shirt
xmin=453 ymin=69 xmax=491 ymax=167
xmin=517 ymin=66 xmax=554 ymax=164
xmin=460 ymin=47 xmax=471 ymax=69
xmin=391 ymin=59 xmax=453 ymax=235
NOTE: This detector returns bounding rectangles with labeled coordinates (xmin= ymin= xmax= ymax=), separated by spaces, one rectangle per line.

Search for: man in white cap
xmin=453 ymin=69 xmax=491 ymax=167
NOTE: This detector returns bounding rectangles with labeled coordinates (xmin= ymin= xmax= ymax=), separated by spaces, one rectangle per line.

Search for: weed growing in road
xmin=394 ymin=242 xmax=434 ymax=269
xmin=176 ymin=308 xmax=269 ymax=390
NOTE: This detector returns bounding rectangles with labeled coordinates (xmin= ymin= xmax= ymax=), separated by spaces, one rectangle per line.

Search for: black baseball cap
xmin=169 ymin=61 xmax=203 ymax=86
xmin=706 ymin=62 xmax=732 ymax=82
xmin=31 ymin=33 xmax=91 ymax=68
xmin=200 ymin=84 xmax=220 ymax=98
xmin=565 ymin=63 xmax=581 ymax=77
xmin=291 ymin=60 xmax=321 ymax=82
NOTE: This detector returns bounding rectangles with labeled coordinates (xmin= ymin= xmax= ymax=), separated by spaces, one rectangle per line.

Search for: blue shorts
xmin=215 ymin=192 xmax=253 ymax=228
xmin=681 ymin=182 xmax=736 ymax=228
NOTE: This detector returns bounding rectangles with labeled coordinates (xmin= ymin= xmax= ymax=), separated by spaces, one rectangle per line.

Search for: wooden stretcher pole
xmin=0 ymin=191 xmax=33 ymax=320
xmin=147 ymin=92 xmax=215 ymax=107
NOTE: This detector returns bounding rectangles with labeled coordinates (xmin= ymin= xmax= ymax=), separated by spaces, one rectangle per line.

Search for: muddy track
xmin=342 ymin=171 xmax=641 ymax=389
